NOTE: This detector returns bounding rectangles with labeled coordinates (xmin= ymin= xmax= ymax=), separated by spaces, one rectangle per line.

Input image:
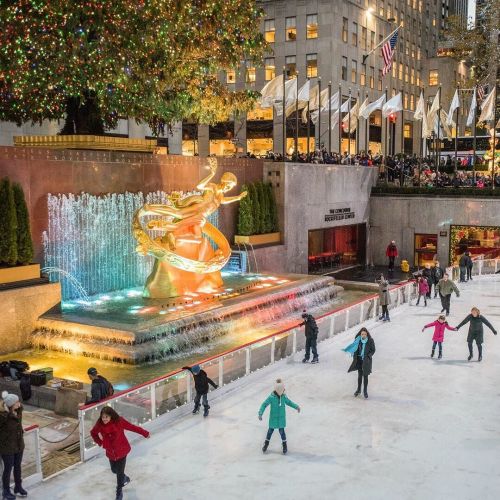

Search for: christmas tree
xmin=0 ymin=1 xmax=266 ymax=134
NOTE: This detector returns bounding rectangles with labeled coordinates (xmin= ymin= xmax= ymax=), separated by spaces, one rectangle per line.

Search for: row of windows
xmin=264 ymin=15 xmax=318 ymax=43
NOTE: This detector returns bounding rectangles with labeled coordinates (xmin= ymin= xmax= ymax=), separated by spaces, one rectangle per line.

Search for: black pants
xmin=357 ymin=369 xmax=369 ymax=392
xmin=432 ymin=341 xmax=442 ymax=355
xmin=194 ymin=391 xmax=209 ymax=408
xmin=109 ymin=456 xmax=127 ymax=493
xmin=468 ymin=340 xmax=482 ymax=358
xmin=459 ymin=266 xmax=467 ymax=282
xmin=416 ymin=293 xmax=427 ymax=305
xmin=1 ymin=452 xmax=23 ymax=490
xmin=304 ymin=336 xmax=318 ymax=360
xmin=440 ymin=294 xmax=451 ymax=314
xmin=388 ymin=256 xmax=395 ymax=271
xmin=467 ymin=267 xmax=473 ymax=280
xmin=381 ymin=304 xmax=389 ymax=318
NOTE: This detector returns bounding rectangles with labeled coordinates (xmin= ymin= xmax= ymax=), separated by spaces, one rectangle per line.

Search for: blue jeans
xmin=1 ymin=452 xmax=23 ymax=490
xmin=305 ymin=337 xmax=318 ymax=360
xmin=194 ymin=392 xmax=209 ymax=408
xmin=266 ymin=428 xmax=286 ymax=441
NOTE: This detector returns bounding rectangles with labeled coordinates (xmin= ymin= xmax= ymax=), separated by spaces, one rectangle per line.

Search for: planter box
xmin=0 ymin=264 xmax=40 ymax=284
xmin=235 ymin=232 xmax=281 ymax=246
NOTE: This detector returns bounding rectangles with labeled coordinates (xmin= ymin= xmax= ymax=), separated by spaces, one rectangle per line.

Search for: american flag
xmin=382 ymin=29 xmax=399 ymax=76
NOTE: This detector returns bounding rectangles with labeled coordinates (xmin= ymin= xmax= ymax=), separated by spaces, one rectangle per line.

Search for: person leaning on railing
xmin=0 ymin=391 xmax=27 ymax=499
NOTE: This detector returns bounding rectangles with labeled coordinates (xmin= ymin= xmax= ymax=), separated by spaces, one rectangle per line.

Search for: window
xmin=417 ymin=47 xmax=421 ymax=60
xmin=371 ymin=32 xmax=376 ymax=51
xmin=378 ymin=69 xmax=383 ymax=91
xmin=429 ymin=70 xmax=438 ymax=86
xmin=410 ymin=94 xmax=415 ymax=111
xmin=226 ymin=69 xmax=236 ymax=84
xmin=342 ymin=18 xmax=348 ymax=43
xmin=404 ymin=64 xmax=409 ymax=83
xmin=394 ymin=7 xmax=398 ymax=22
xmin=264 ymin=58 xmax=275 ymax=81
xmin=285 ymin=56 xmax=296 ymax=78
xmin=411 ymin=43 xmax=416 ymax=58
xmin=306 ymin=14 xmax=318 ymax=39
xmin=392 ymin=63 xmax=396 ymax=78
xmin=264 ymin=19 xmax=275 ymax=43
xmin=351 ymin=59 xmax=357 ymax=84
xmin=361 ymin=27 xmax=367 ymax=50
xmin=246 ymin=65 xmax=256 ymax=84
xmin=342 ymin=56 xmax=348 ymax=81
xmin=398 ymin=62 xmax=403 ymax=80
xmin=410 ymin=68 xmax=415 ymax=85
xmin=306 ymin=53 xmax=318 ymax=78
xmin=387 ymin=3 xmax=392 ymax=19
xmin=286 ymin=17 xmax=296 ymax=41
xmin=369 ymin=66 xmax=375 ymax=89
xmin=379 ymin=2 xmax=384 ymax=17
xmin=352 ymin=22 xmax=358 ymax=46
xmin=392 ymin=88 xmax=397 ymax=97
xmin=404 ymin=123 xmax=412 ymax=138
xmin=404 ymin=92 xmax=408 ymax=109
xmin=360 ymin=64 xmax=366 ymax=86
xmin=417 ymin=70 xmax=421 ymax=87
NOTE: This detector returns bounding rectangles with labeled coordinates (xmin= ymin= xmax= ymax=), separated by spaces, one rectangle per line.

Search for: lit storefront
xmin=209 ymin=122 xmax=236 ymax=156
xmin=182 ymin=123 xmax=198 ymax=156
xmin=247 ymin=105 xmax=273 ymax=156
xmin=414 ymin=233 xmax=437 ymax=266
xmin=450 ymin=225 xmax=500 ymax=263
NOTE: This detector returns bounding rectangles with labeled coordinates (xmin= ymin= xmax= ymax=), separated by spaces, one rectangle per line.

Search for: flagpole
xmin=454 ymin=84 xmax=459 ymax=175
xmin=473 ymin=84 xmax=477 ymax=183
xmin=436 ymin=85 xmax=441 ymax=174
xmin=318 ymin=77 xmax=322 ymax=151
xmin=492 ymin=88 xmax=497 ymax=190
xmin=282 ymin=66 xmax=286 ymax=160
xmin=384 ymin=87 xmax=388 ymax=160
xmin=295 ymin=72 xmax=299 ymax=158
xmin=348 ymin=87 xmax=352 ymax=163
xmin=338 ymin=84 xmax=342 ymax=154
xmin=307 ymin=78 xmax=311 ymax=158
xmin=356 ymin=89 xmax=361 ymax=154
xmin=328 ymin=81 xmax=332 ymax=154
xmin=362 ymin=24 xmax=402 ymax=64
xmin=419 ymin=88 xmax=424 ymax=187
xmin=365 ymin=91 xmax=369 ymax=154
xmin=400 ymin=104 xmax=404 ymax=158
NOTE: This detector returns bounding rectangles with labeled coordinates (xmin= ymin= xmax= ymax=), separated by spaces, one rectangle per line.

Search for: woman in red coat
xmin=90 ymin=406 xmax=150 ymax=500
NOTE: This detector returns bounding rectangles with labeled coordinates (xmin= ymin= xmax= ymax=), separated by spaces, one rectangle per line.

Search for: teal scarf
xmin=360 ymin=337 xmax=368 ymax=359
xmin=342 ymin=336 xmax=368 ymax=359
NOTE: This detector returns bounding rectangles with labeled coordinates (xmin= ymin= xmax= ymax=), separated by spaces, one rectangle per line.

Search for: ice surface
xmin=32 ymin=277 xmax=500 ymax=500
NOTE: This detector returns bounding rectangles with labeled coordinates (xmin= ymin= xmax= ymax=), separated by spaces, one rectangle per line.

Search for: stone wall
xmin=0 ymin=147 xmax=263 ymax=262
xmin=369 ymin=195 xmax=500 ymax=266
xmin=0 ymin=282 xmax=61 ymax=354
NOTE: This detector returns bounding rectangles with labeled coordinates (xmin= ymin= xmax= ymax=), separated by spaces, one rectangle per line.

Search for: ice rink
xmin=32 ymin=277 xmax=500 ymax=500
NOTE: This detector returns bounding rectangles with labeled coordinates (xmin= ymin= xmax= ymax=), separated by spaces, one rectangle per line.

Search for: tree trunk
xmin=60 ymin=91 xmax=105 ymax=135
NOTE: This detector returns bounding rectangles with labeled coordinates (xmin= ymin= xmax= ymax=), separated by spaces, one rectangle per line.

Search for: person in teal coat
xmin=258 ymin=379 xmax=300 ymax=455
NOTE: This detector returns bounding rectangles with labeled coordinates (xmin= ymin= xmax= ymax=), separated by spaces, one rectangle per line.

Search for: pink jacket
xmin=418 ymin=279 xmax=429 ymax=294
xmin=423 ymin=320 xmax=455 ymax=342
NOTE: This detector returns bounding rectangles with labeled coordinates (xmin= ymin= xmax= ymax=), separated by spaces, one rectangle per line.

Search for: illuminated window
xmin=371 ymin=31 xmax=376 ymax=50
xmin=306 ymin=53 xmax=318 ymax=78
xmin=285 ymin=55 xmax=296 ymax=79
xmin=404 ymin=92 xmax=408 ymax=109
xmin=351 ymin=59 xmax=357 ymax=84
xmin=264 ymin=19 xmax=275 ymax=43
xmin=392 ymin=63 xmax=396 ymax=78
xmin=342 ymin=56 xmax=348 ymax=80
xmin=429 ymin=70 xmax=438 ymax=86
xmin=417 ymin=70 xmax=421 ymax=86
xmin=247 ymin=104 xmax=273 ymax=121
xmin=342 ymin=18 xmax=348 ymax=43
xmin=370 ymin=66 xmax=375 ymax=89
xmin=404 ymin=64 xmax=409 ymax=83
xmin=264 ymin=58 xmax=275 ymax=81
xmin=246 ymin=65 xmax=256 ymax=84
xmin=399 ymin=62 xmax=403 ymax=81
xmin=404 ymin=123 xmax=412 ymax=138
xmin=226 ymin=69 xmax=236 ymax=84
xmin=387 ymin=3 xmax=392 ymax=19
xmin=410 ymin=68 xmax=415 ymax=85
xmin=360 ymin=64 xmax=366 ymax=86
xmin=361 ymin=27 xmax=367 ymax=50
xmin=410 ymin=94 xmax=415 ymax=111
xmin=306 ymin=14 xmax=318 ymax=39
xmin=352 ymin=22 xmax=358 ymax=46
xmin=379 ymin=2 xmax=384 ymax=17
xmin=286 ymin=17 xmax=297 ymax=41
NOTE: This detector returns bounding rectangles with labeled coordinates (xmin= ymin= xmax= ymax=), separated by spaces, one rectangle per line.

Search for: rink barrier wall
xmin=13 ymin=425 xmax=43 ymax=488
xmin=77 ymin=257 xmax=500 ymax=463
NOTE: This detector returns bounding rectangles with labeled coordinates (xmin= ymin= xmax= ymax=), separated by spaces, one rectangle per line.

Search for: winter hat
xmin=274 ymin=379 xmax=285 ymax=396
xmin=2 ymin=390 xmax=19 ymax=409
xmin=87 ymin=367 xmax=98 ymax=376
xmin=191 ymin=365 xmax=201 ymax=375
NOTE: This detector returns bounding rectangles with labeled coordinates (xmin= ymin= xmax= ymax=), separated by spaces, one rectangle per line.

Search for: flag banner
xmin=447 ymin=90 xmax=460 ymax=126
xmin=477 ymin=89 xmax=496 ymax=125
xmin=342 ymin=100 xmax=360 ymax=133
xmin=413 ymin=92 xmax=425 ymax=121
xmin=382 ymin=28 xmax=399 ymax=75
xmin=360 ymin=94 xmax=386 ymax=119
xmin=330 ymin=98 xmax=351 ymax=129
xmin=273 ymin=78 xmax=297 ymax=116
xmin=259 ymin=74 xmax=284 ymax=108
xmin=466 ymin=88 xmax=477 ymax=127
xmin=382 ymin=93 xmax=403 ymax=118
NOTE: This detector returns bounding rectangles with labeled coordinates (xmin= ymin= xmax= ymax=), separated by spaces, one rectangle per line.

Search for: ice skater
xmin=343 ymin=327 xmax=376 ymax=399
xmin=455 ymin=307 xmax=497 ymax=362
xmin=436 ymin=273 xmax=460 ymax=316
xmin=421 ymin=315 xmax=457 ymax=359
xmin=182 ymin=364 xmax=218 ymax=416
xmin=90 ymin=406 xmax=150 ymax=500
xmin=300 ymin=310 xmax=319 ymax=363
xmin=416 ymin=276 xmax=430 ymax=306
xmin=376 ymin=274 xmax=391 ymax=321
xmin=258 ymin=379 xmax=300 ymax=455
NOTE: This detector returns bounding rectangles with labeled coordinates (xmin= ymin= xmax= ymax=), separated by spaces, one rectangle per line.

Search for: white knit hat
xmin=2 ymin=390 xmax=19 ymax=409
xmin=274 ymin=379 xmax=285 ymax=396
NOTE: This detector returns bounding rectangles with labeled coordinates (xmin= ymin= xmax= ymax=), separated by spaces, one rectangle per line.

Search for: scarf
xmin=342 ymin=336 xmax=361 ymax=356
xmin=360 ymin=337 xmax=368 ymax=359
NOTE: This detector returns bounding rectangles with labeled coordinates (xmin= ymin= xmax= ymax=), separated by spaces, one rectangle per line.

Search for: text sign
xmin=325 ymin=207 xmax=355 ymax=222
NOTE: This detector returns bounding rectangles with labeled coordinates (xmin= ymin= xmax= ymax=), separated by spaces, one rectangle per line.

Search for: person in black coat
xmin=300 ymin=310 xmax=319 ymax=363
xmin=86 ymin=367 xmax=113 ymax=404
xmin=465 ymin=252 xmax=473 ymax=281
xmin=421 ymin=264 xmax=433 ymax=298
xmin=458 ymin=254 xmax=468 ymax=282
xmin=455 ymin=307 xmax=497 ymax=362
xmin=344 ymin=328 xmax=376 ymax=399
xmin=431 ymin=261 xmax=444 ymax=298
xmin=182 ymin=365 xmax=218 ymax=417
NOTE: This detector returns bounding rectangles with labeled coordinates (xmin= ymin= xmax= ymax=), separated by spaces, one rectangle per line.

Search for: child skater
xmin=258 ymin=379 xmax=300 ymax=455
xmin=456 ymin=307 xmax=497 ymax=362
xmin=422 ymin=314 xmax=457 ymax=359
xmin=90 ymin=406 xmax=150 ymax=500
xmin=182 ymin=365 xmax=218 ymax=416
xmin=416 ymin=276 xmax=430 ymax=306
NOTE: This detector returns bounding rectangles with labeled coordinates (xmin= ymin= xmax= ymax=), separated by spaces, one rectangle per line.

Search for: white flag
xmin=301 ymin=85 xmax=319 ymax=123
xmin=273 ymin=78 xmax=297 ymax=116
xmin=357 ymin=98 xmax=370 ymax=121
xmin=477 ymin=89 xmax=496 ymax=125
xmin=259 ymin=74 xmax=284 ymax=108
xmin=413 ymin=92 xmax=425 ymax=121
xmin=447 ymin=90 xmax=460 ymax=125
xmin=330 ymin=98 xmax=351 ymax=129
xmin=342 ymin=100 xmax=361 ymax=133
xmin=466 ymin=88 xmax=477 ymax=127
xmin=382 ymin=93 xmax=403 ymax=118
xmin=360 ymin=94 xmax=386 ymax=119
xmin=297 ymin=80 xmax=311 ymax=102
xmin=426 ymin=92 xmax=440 ymax=129
xmin=440 ymin=109 xmax=453 ymax=138
xmin=310 ymin=89 xmax=330 ymax=125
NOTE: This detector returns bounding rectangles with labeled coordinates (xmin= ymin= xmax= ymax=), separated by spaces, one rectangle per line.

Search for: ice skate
xmin=478 ymin=355 xmax=482 ymax=362
xmin=122 ymin=475 xmax=130 ymax=488
xmin=363 ymin=390 xmax=369 ymax=399
xmin=203 ymin=405 xmax=210 ymax=417
xmin=192 ymin=403 xmax=200 ymax=414
xmin=354 ymin=389 xmax=361 ymax=397
xmin=13 ymin=486 xmax=28 ymax=497
xmin=431 ymin=349 xmax=435 ymax=358
xmin=311 ymin=357 xmax=319 ymax=364
xmin=282 ymin=441 xmax=288 ymax=454
xmin=262 ymin=440 xmax=270 ymax=453
xmin=467 ymin=354 xmax=473 ymax=361
xmin=2 ymin=490 xmax=15 ymax=500
xmin=438 ymin=352 xmax=442 ymax=359
xmin=302 ymin=357 xmax=309 ymax=363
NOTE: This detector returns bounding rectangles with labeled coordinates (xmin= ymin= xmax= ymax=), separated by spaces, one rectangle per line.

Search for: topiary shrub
xmin=13 ymin=183 xmax=34 ymax=265
xmin=266 ymin=183 xmax=279 ymax=232
xmin=256 ymin=181 xmax=269 ymax=234
xmin=248 ymin=182 xmax=261 ymax=234
xmin=0 ymin=177 xmax=18 ymax=266
xmin=237 ymin=184 xmax=254 ymax=236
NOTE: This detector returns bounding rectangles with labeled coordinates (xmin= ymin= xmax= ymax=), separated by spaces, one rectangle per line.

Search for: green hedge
xmin=371 ymin=186 xmax=500 ymax=197
xmin=237 ymin=181 xmax=279 ymax=235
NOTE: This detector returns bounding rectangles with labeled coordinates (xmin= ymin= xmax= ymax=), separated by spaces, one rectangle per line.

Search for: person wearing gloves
xmin=421 ymin=315 xmax=457 ymax=359
xmin=258 ymin=379 xmax=300 ymax=455
xmin=436 ymin=273 xmax=460 ymax=316
xmin=182 ymin=365 xmax=218 ymax=417
xmin=0 ymin=391 xmax=27 ymax=500
xmin=300 ymin=310 xmax=319 ymax=364
xmin=90 ymin=406 xmax=150 ymax=500
xmin=344 ymin=328 xmax=376 ymax=399
xmin=455 ymin=307 xmax=497 ymax=362
xmin=376 ymin=274 xmax=391 ymax=321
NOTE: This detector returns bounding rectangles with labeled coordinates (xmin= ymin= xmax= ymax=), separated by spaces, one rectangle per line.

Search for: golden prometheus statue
xmin=133 ymin=158 xmax=247 ymax=298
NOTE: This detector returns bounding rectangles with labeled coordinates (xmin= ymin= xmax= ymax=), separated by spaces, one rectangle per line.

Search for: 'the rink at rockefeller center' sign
xmin=324 ymin=207 xmax=355 ymax=222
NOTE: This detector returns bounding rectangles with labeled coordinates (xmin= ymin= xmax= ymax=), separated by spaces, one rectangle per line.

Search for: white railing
xmin=18 ymin=425 xmax=43 ymax=488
